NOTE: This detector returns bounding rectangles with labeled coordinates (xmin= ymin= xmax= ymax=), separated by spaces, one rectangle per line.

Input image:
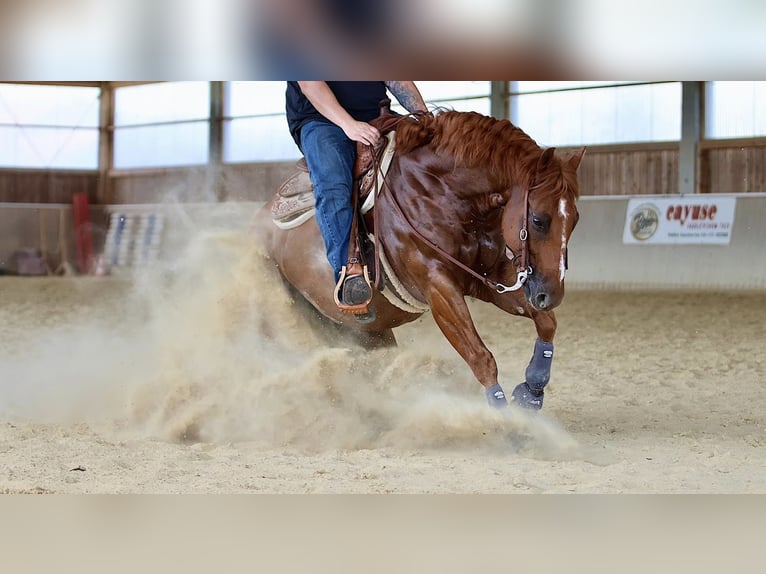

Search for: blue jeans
xmin=300 ymin=120 xmax=357 ymax=283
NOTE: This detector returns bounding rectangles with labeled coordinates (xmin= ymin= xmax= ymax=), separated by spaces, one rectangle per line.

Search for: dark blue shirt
xmin=286 ymin=81 xmax=387 ymax=149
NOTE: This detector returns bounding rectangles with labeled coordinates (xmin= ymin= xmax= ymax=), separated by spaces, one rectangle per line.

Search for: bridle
xmin=373 ymin=147 xmax=534 ymax=295
xmin=498 ymin=183 xmax=532 ymax=293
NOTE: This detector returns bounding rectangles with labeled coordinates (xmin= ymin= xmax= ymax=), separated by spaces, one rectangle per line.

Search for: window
xmin=224 ymin=82 xmax=492 ymax=162
xmin=0 ymin=84 xmax=100 ymax=169
xmin=113 ymin=82 xmax=210 ymax=169
xmin=510 ymin=82 xmax=681 ymax=146
xmin=705 ymin=81 xmax=766 ymax=139
xmin=223 ymin=81 xmax=299 ymax=163
xmin=393 ymin=81 xmax=491 ymax=115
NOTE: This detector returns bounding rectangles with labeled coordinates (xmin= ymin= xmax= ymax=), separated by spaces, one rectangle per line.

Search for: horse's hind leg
xmin=511 ymin=310 xmax=557 ymax=410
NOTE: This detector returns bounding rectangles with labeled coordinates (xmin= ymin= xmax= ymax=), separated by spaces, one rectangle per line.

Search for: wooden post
xmin=97 ymin=82 xmax=114 ymax=205
xmin=490 ymin=81 xmax=508 ymax=120
xmin=679 ymin=82 xmax=702 ymax=195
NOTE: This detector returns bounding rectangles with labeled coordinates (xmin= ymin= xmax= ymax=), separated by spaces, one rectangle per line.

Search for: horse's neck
xmin=401 ymin=151 xmax=493 ymax=203
xmin=384 ymin=154 xmax=499 ymax=244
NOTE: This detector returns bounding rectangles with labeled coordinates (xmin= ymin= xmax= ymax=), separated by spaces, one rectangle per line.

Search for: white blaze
xmin=558 ymin=198 xmax=568 ymax=282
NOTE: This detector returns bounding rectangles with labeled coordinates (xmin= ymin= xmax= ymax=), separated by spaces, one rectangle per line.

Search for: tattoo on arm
xmin=385 ymin=81 xmax=428 ymax=114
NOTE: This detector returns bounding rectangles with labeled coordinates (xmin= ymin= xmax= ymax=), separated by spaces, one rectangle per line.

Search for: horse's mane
xmin=395 ymin=110 xmax=579 ymax=201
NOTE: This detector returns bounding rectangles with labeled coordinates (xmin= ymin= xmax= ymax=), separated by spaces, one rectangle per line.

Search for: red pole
xmin=72 ymin=192 xmax=94 ymax=274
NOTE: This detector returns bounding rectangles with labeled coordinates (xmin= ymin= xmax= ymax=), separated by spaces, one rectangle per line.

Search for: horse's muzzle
xmin=524 ymin=276 xmax=562 ymax=311
xmin=531 ymin=291 xmax=551 ymax=310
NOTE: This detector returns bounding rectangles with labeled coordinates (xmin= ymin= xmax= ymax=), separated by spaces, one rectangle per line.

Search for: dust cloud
xmin=0 ymin=211 xmax=579 ymax=459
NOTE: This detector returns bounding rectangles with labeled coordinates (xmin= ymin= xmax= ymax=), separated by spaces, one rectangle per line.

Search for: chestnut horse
xmin=257 ymin=110 xmax=584 ymax=409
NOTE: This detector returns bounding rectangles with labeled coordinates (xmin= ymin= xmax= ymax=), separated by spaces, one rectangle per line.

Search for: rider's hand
xmin=341 ymin=120 xmax=380 ymax=146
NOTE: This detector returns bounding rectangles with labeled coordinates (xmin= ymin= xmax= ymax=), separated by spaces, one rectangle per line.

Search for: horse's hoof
xmin=511 ymin=382 xmax=544 ymax=410
xmin=485 ymin=383 xmax=508 ymax=408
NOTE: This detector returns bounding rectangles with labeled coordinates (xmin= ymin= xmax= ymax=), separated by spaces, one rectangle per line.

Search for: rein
xmin=500 ymin=184 xmax=533 ymax=293
xmin=371 ymin=146 xmax=533 ymax=295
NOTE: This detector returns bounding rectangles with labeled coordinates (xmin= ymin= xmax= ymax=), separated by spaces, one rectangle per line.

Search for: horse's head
xmin=501 ymin=146 xmax=584 ymax=311
xmin=395 ymin=111 xmax=584 ymax=311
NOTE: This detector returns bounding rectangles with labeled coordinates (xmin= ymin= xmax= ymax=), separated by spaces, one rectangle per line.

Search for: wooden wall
xmin=700 ymin=139 xmax=766 ymax=194
xmin=107 ymin=167 xmax=214 ymax=204
xmin=572 ymin=143 xmax=679 ymax=196
xmin=0 ymin=169 xmax=98 ymax=204
xmin=1 ymin=141 xmax=766 ymax=204
xmin=0 ymin=204 xmax=108 ymax=274
xmin=105 ymin=162 xmax=296 ymax=204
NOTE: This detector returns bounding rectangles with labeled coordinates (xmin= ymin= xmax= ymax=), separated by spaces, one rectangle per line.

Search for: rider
xmin=286 ymin=81 xmax=428 ymax=308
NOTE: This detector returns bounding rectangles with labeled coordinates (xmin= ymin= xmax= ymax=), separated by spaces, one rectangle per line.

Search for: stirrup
xmin=333 ymin=265 xmax=373 ymax=314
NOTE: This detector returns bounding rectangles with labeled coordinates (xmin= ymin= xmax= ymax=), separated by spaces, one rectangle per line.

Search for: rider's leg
xmin=300 ymin=120 xmax=356 ymax=284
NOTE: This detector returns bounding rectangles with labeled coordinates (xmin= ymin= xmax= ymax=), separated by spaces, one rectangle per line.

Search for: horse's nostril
xmin=534 ymin=293 xmax=549 ymax=309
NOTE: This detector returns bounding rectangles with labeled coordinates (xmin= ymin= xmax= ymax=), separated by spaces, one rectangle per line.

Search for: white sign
xmin=623 ymin=196 xmax=737 ymax=245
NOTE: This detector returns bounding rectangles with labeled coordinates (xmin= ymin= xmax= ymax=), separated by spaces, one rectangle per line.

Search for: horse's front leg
xmin=511 ymin=310 xmax=557 ymax=410
xmin=429 ymin=287 xmax=508 ymax=408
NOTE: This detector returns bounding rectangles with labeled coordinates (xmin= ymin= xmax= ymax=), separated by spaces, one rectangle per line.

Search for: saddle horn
xmin=378 ymin=98 xmax=393 ymax=117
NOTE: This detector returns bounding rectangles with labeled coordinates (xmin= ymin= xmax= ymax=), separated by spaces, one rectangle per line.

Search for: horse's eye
xmin=531 ymin=214 xmax=549 ymax=232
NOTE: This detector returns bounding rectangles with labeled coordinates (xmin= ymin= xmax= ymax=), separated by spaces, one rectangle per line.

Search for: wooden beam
xmin=209 ymin=82 xmax=224 ymax=201
xmin=555 ymin=141 xmax=679 ymax=154
xmin=490 ymin=81 xmax=508 ymax=119
xmin=97 ymin=83 xmax=114 ymax=204
xmin=679 ymin=81 xmax=702 ymax=194
xmin=699 ymin=136 xmax=766 ymax=150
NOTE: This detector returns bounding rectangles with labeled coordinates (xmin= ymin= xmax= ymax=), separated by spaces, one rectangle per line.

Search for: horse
xmin=256 ymin=109 xmax=584 ymax=409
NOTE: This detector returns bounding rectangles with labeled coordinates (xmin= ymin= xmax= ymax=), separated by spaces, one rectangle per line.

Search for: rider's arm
xmin=297 ymin=81 xmax=380 ymax=145
xmin=385 ymin=81 xmax=428 ymax=114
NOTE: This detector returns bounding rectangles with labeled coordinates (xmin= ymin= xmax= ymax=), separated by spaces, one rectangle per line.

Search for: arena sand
xmin=1 ymin=219 xmax=764 ymax=493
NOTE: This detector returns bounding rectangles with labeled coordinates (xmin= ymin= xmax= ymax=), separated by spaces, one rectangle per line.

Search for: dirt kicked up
xmin=1 ymin=229 xmax=764 ymax=493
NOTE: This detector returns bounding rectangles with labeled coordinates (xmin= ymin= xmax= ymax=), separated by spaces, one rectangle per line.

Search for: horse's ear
xmin=537 ymin=147 xmax=556 ymax=171
xmin=568 ymin=146 xmax=586 ymax=170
